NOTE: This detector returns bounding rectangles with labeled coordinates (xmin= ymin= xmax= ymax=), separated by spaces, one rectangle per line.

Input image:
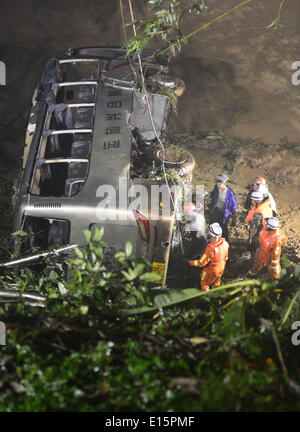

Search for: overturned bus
xmin=12 ymin=47 xmax=204 ymax=286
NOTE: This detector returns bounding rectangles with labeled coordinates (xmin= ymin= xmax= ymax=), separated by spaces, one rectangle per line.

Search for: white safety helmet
xmin=209 ymin=223 xmax=222 ymax=238
xmin=266 ymin=217 xmax=279 ymax=230
xmin=216 ymin=173 xmax=229 ymax=184
xmin=250 ymin=190 xmax=264 ymax=202
xmin=258 ymin=184 xmax=268 ymax=196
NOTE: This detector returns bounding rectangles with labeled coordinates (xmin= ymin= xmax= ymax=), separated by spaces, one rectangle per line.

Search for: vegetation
xmin=124 ymin=0 xmax=255 ymax=59
xmin=124 ymin=0 xmax=289 ymax=60
xmin=156 ymin=84 xmax=179 ymax=113
xmin=148 ymin=164 xmax=185 ymax=184
xmin=0 ymin=226 xmax=299 ymax=411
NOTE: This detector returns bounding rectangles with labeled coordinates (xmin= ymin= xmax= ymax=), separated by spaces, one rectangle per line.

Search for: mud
xmin=171 ymin=0 xmax=300 ymax=143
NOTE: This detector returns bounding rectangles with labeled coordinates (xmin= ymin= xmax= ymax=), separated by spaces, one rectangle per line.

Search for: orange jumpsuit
xmin=245 ymin=199 xmax=273 ymax=248
xmin=245 ymin=199 xmax=273 ymax=226
xmin=188 ymin=237 xmax=229 ymax=291
xmin=249 ymin=227 xmax=287 ymax=279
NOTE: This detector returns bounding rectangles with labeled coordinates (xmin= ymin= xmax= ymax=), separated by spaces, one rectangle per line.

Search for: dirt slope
xmin=170 ymin=0 xmax=300 ymax=143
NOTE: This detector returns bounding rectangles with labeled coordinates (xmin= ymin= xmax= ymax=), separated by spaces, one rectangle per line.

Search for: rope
xmin=119 ymin=0 xmax=128 ymax=42
xmin=127 ymin=0 xmax=175 ymax=208
xmin=127 ymin=0 xmax=185 ymax=255
xmin=119 ymin=0 xmax=137 ymax=81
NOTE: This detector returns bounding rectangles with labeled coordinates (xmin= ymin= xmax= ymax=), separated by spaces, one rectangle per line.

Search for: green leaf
xmin=121 ymin=264 xmax=145 ymax=281
xmin=11 ymin=230 xmax=28 ymax=237
xmin=70 ymin=259 xmax=85 ymax=266
xmin=93 ymin=227 xmax=104 ymax=242
xmin=279 ymin=291 xmax=300 ymax=330
xmin=125 ymin=241 xmax=133 ymax=257
xmin=119 ymin=280 xmax=260 ymax=315
xmin=74 ymin=247 xmax=84 ymax=259
xmin=153 ymin=288 xmax=200 ymax=308
xmin=121 ymin=270 xmax=131 ymax=281
xmin=140 ymin=272 xmax=162 ymax=282
xmin=86 ymin=262 xmax=94 ymax=273
xmin=84 ymin=230 xmax=92 ymax=242
xmin=58 ymin=282 xmax=67 ymax=295
xmin=133 ymin=263 xmax=145 ymax=278
xmin=80 ymin=306 xmax=89 ymax=315
xmin=48 ymin=271 xmax=58 ymax=282
xmin=114 ymin=252 xmax=126 ymax=263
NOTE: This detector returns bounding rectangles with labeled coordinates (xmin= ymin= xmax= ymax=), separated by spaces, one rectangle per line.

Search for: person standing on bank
xmin=244 ymin=176 xmax=277 ymax=216
xmin=209 ymin=173 xmax=238 ymax=243
xmin=248 ymin=217 xmax=287 ymax=279
xmin=186 ymin=223 xmax=229 ymax=291
xmin=244 ymin=190 xmax=273 ymax=251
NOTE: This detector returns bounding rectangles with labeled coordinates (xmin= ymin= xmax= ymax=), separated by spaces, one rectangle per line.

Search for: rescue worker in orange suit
xmin=245 ymin=190 xmax=273 ymax=251
xmin=186 ymin=223 xmax=229 ymax=291
xmin=249 ymin=217 xmax=287 ymax=279
xmin=244 ymin=176 xmax=277 ymax=216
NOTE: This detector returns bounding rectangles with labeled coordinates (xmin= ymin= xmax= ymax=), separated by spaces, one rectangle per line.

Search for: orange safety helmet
xmin=184 ymin=202 xmax=196 ymax=213
xmin=252 ymin=176 xmax=266 ymax=186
